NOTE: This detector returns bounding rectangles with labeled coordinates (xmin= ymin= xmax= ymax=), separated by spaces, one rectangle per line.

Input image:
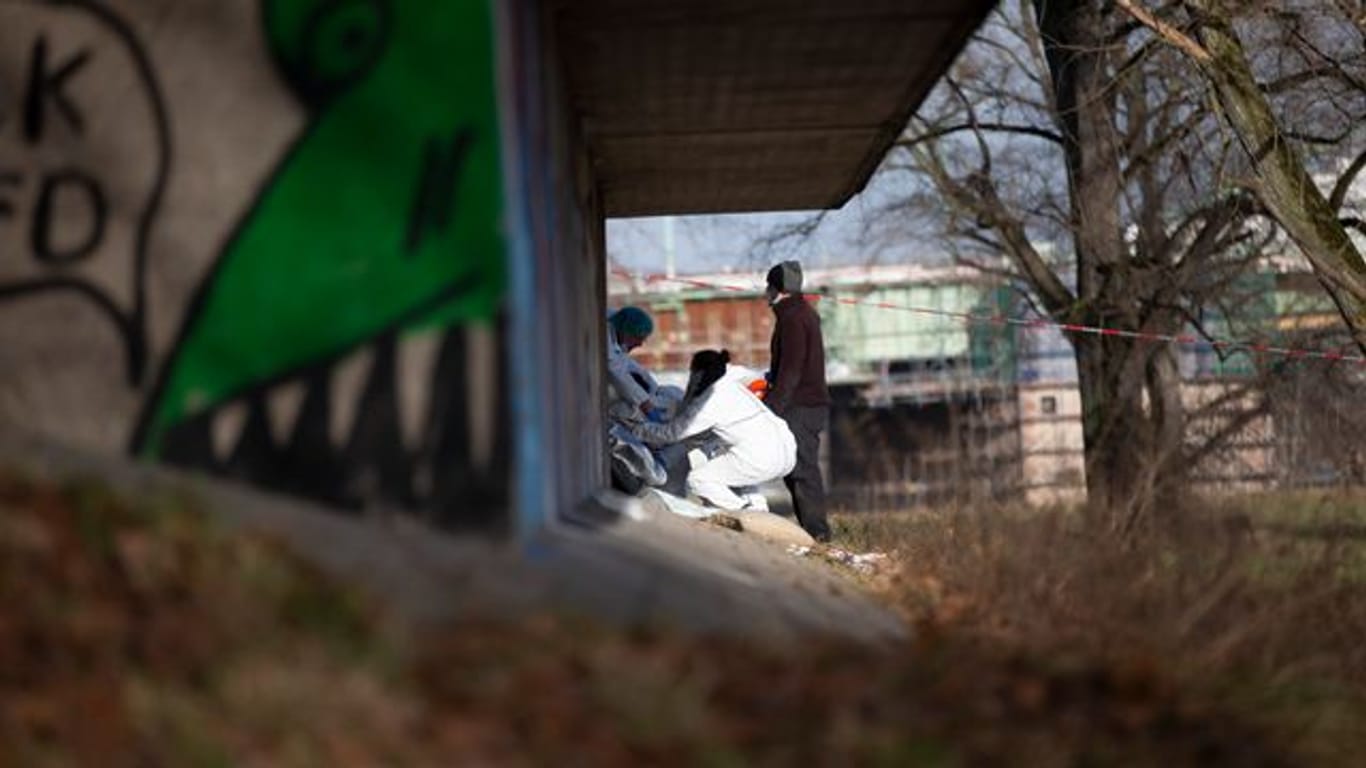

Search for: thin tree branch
xmin=1331 ymin=148 xmax=1366 ymax=212
xmin=1115 ymin=0 xmax=1212 ymax=64
xmin=895 ymin=122 xmax=1064 ymax=152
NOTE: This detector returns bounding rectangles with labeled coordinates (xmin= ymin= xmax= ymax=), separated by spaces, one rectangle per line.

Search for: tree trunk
xmin=1144 ymin=342 xmax=1188 ymax=522
xmin=1075 ymin=334 xmax=1187 ymax=525
xmin=1035 ymin=0 xmax=1128 ymax=300
xmin=1036 ymin=0 xmax=1157 ymax=518
xmin=1074 ymin=335 xmax=1148 ymax=516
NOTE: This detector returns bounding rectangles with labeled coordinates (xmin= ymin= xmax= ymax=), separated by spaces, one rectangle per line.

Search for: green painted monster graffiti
xmin=132 ymin=0 xmax=505 ymax=457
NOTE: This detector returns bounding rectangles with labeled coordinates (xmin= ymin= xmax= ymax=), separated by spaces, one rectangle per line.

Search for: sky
xmin=605 ymin=154 xmax=950 ymax=279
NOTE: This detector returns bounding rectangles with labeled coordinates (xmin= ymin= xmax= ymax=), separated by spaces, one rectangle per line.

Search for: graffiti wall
xmin=502 ymin=0 xmax=608 ymax=520
xmin=0 ymin=0 xmax=510 ymax=528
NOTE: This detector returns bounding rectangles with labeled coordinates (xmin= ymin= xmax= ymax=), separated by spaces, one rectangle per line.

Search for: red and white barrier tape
xmin=614 ymin=269 xmax=1366 ymax=366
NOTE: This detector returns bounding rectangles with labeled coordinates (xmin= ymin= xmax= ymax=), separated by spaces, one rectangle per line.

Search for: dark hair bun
xmin=685 ymin=349 xmax=730 ymax=399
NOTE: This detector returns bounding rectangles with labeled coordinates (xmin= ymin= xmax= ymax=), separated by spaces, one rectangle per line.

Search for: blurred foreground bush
xmin=7 ymin=467 xmax=1351 ymax=765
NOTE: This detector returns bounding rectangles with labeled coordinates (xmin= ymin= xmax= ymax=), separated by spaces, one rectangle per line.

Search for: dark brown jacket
xmin=767 ymin=295 xmax=830 ymax=416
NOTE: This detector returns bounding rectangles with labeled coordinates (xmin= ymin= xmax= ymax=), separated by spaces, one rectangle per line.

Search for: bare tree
xmin=886 ymin=0 xmax=1281 ymax=523
xmin=1115 ymin=0 xmax=1366 ymax=349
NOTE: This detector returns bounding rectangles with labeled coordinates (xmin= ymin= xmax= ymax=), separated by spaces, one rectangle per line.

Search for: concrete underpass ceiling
xmin=554 ymin=0 xmax=996 ymax=217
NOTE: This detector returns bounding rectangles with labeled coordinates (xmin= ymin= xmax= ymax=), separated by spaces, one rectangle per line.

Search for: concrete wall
xmin=1017 ymin=383 xmax=1087 ymax=506
xmin=502 ymin=0 xmax=607 ymax=523
xmin=1183 ymin=382 xmax=1275 ymax=490
xmin=1018 ymin=380 xmax=1280 ymax=505
xmin=1 ymin=0 xmax=516 ymax=529
xmin=828 ymin=391 xmax=1021 ymax=510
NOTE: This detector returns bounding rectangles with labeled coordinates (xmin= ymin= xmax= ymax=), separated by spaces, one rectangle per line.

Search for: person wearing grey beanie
xmin=763 ymin=260 xmax=832 ymax=542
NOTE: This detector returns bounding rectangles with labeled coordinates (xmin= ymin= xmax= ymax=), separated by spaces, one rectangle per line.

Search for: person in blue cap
xmin=607 ymin=306 xmax=660 ymax=417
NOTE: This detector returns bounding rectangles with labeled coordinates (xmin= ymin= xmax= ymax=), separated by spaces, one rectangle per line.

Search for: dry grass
xmin=0 ymin=468 xmax=415 ymax=766
xmin=6 ymin=465 xmax=1356 ymax=765
xmin=832 ymin=493 xmax=1366 ymax=765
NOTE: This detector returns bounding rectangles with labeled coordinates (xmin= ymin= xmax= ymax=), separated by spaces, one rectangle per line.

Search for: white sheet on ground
xmin=642 ymin=488 xmax=714 ymax=519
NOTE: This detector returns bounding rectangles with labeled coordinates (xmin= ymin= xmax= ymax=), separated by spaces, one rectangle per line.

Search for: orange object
xmin=747 ymin=378 xmax=768 ymax=399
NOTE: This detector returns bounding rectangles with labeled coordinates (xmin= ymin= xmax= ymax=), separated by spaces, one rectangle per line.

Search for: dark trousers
xmin=782 ymin=406 xmax=830 ymax=541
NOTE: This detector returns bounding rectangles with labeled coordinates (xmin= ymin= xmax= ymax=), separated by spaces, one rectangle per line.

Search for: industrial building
xmin=609 ymin=262 xmax=1351 ymax=509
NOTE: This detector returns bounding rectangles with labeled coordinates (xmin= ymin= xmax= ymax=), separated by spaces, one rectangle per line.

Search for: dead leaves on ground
xmin=0 ymin=469 xmax=1300 ymax=766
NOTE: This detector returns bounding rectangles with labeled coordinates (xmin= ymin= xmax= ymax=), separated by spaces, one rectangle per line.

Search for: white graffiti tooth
xmin=466 ymin=323 xmax=497 ymax=470
xmin=210 ymin=400 xmax=249 ymax=462
xmin=397 ymin=331 xmax=443 ymax=452
xmin=329 ymin=345 xmax=376 ymax=446
xmin=265 ymin=379 xmax=307 ymax=445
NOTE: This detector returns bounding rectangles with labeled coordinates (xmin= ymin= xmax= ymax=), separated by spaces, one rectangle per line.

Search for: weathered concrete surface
xmin=0 ymin=0 xmax=515 ymax=528
xmin=733 ymin=509 xmax=817 ymax=546
xmin=636 ymin=487 xmax=816 ymax=546
xmin=557 ymin=0 xmax=996 ymax=215
xmin=0 ymin=428 xmax=903 ymax=644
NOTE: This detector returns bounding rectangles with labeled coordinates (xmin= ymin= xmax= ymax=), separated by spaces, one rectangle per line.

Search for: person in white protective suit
xmin=629 ymin=349 xmax=796 ymax=510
